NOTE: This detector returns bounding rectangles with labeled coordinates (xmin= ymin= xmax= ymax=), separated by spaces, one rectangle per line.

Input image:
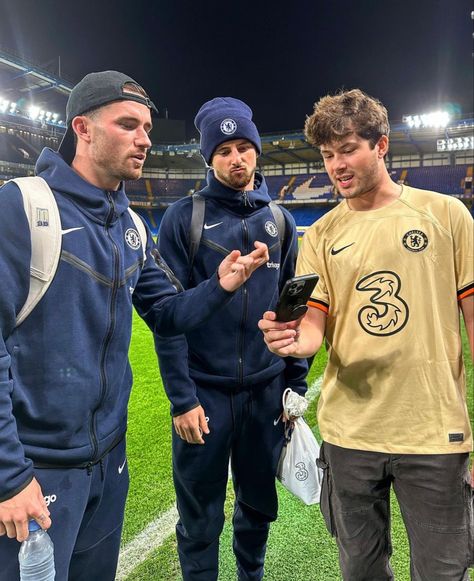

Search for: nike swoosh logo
xmin=203 ymin=222 xmax=223 ymax=230
xmin=118 ymin=458 xmax=127 ymax=474
xmin=61 ymin=227 xmax=84 ymax=235
xmin=273 ymin=414 xmax=282 ymax=426
xmin=331 ymin=242 xmax=355 ymax=255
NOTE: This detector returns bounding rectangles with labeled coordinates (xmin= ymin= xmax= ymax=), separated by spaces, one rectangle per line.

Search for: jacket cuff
xmin=0 ymin=471 xmax=34 ymax=503
xmin=171 ymin=400 xmax=201 ymax=417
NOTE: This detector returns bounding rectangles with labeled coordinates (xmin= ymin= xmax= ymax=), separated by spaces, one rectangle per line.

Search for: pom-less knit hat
xmin=58 ymin=70 xmax=157 ymax=164
xmin=194 ymin=97 xmax=262 ymax=164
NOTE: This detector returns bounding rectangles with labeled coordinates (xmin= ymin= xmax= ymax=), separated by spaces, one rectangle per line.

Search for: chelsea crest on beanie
xmin=194 ymin=97 xmax=262 ymax=164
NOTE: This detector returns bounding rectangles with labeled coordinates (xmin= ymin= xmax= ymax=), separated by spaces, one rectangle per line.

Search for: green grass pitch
xmin=123 ymin=313 xmax=473 ymax=580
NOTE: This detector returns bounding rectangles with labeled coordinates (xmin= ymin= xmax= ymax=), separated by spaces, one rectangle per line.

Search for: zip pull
xmin=241 ymin=191 xmax=250 ymax=206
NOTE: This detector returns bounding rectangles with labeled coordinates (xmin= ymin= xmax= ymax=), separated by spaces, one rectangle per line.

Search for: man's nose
xmin=333 ymin=155 xmax=347 ymax=172
xmin=136 ymin=128 xmax=152 ymax=149
xmin=230 ymin=149 xmax=242 ymax=164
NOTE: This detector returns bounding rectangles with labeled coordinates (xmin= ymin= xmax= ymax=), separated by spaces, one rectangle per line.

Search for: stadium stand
xmin=398 ymin=164 xmax=472 ymax=196
xmin=0 ymin=49 xmax=472 ymax=227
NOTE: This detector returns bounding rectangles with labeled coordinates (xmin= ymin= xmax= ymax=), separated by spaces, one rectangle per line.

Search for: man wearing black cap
xmin=155 ymin=97 xmax=308 ymax=580
xmin=0 ymin=75 xmax=269 ymax=581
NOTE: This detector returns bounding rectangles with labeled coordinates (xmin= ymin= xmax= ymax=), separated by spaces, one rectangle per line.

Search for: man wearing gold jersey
xmin=259 ymin=89 xmax=473 ymax=580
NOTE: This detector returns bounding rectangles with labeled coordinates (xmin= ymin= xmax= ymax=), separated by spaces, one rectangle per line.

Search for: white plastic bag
xmin=276 ymin=389 xmax=323 ymax=505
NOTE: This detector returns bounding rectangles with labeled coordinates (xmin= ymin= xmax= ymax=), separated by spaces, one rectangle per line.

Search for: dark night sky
xmin=0 ymin=0 xmax=472 ymax=138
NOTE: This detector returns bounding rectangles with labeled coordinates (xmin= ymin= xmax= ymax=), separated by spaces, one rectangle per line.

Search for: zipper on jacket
xmin=241 ymin=191 xmax=253 ymax=207
xmin=238 ymin=218 xmax=250 ymax=384
xmin=89 ymin=191 xmax=120 ymax=461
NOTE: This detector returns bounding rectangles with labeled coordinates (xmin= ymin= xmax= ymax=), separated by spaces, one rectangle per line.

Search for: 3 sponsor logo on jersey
xmin=125 ymin=228 xmax=141 ymax=250
xmin=356 ymin=270 xmax=409 ymax=336
xmin=402 ymin=229 xmax=428 ymax=252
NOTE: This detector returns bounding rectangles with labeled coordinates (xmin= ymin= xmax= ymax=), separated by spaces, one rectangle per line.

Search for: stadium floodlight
xmin=9 ymin=102 xmax=17 ymax=114
xmin=403 ymin=111 xmax=450 ymax=129
xmin=437 ymin=136 xmax=474 ymax=152
xmin=28 ymin=105 xmax=40 ymax=121
xmin=0 ymin=98 xmax=9 ymax=113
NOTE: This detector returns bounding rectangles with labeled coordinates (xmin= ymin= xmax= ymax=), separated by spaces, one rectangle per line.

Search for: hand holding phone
xmin=275 ymin=274 xmax=319 ymax=322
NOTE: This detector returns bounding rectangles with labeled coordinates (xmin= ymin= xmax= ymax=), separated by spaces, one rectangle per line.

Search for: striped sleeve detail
xmin=458 ymin=283 xmax=474 ymax=301
xmin=308 ymin=298 xmax=329 ymax=313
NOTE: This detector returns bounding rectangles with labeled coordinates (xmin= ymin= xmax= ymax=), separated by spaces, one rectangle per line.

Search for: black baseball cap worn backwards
xmin=58 ymin=70 xmax=158 ymax=164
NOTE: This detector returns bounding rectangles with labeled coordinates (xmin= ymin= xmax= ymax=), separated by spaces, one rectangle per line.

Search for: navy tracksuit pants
xmin=0 ymin=438 xmax=129 ymax=581
xmin=173 ymin=374 xmax=286 ymax=581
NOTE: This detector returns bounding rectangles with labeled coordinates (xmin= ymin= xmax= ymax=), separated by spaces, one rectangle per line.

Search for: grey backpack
xmin=10 ymin=176 xmax=147 ymax=327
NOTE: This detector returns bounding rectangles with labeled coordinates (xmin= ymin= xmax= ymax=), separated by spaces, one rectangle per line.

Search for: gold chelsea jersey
xmin=297 ymin=185 xmax=474 ymax=454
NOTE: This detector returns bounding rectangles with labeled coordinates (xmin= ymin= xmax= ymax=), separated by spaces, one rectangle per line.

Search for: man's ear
xmin=376 ymin=135 xmax=389 ymax=159
xmin=71 ymin=115 xmax=92 ymax=145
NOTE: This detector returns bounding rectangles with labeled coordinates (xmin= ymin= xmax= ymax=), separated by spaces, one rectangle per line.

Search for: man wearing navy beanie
xmin=155 ymin=97 xmax=308 ymax=580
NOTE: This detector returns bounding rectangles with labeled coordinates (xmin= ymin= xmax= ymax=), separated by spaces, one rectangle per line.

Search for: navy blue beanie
xmin=194 ymin=97 xmax=262 ymax=164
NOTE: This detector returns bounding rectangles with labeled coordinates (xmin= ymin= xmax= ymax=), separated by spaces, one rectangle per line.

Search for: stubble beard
xmin=96 ymin=147 xmax=144 ymax=185
xmin=220 ymin=165 xmax=256 ymax=190
xmin=334 ymin=157 xmax=379 ymax=200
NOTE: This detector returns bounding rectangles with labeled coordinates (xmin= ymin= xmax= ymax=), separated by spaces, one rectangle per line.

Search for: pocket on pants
xmin=316 ymin=444 xmax=337 ymax=537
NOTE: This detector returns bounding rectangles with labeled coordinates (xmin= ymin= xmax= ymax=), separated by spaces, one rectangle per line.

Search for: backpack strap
xmin=10 ymin=176 xmax=62 ymax=327
xmin=269 ymin=201 xmax=286 ymax=249
xmin=128 ymin=208 xmax=147 ymax=264
xmin=188 ymin=193 xmax=205 ymax=285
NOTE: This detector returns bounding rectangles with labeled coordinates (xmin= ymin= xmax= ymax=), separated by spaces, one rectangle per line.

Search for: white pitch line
xmin=115 ymin=504 xmax=178 ymax=580
xmin=306 ymin=374 xmax=323 ymax=402
xmin=117 ymin=374 xmax=324 ymax=579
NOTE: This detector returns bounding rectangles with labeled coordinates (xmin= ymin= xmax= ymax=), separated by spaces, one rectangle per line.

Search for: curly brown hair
xmin=304 ymin=89 xmax=389 ymax=149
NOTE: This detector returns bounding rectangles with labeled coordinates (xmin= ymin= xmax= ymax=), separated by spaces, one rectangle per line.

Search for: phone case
xmin=275 ymin=274 xmax=319 ymax=322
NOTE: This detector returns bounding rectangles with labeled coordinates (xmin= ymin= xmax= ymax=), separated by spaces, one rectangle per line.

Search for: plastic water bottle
xmin=18 ymin=520 xmax=55 ymax=581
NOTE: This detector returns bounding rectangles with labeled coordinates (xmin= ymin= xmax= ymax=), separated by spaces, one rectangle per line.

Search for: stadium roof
xmin=0 ymin=46 xmax=72 ymax=114
xmin=1 ymin=46 xmax=472 ymax=172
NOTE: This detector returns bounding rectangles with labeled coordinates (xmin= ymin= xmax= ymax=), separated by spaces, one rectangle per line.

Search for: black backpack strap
xmin=188 ymin=193 xmax=206 ymax=285
xmin=269 ymin=201 xmax=286 ymax=249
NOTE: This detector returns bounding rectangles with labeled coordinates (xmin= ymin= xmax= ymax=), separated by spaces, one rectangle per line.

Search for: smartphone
xmin=275 ymin=274 xmax=319 ymax=322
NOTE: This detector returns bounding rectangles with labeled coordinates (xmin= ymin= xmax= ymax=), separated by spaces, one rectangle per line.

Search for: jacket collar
xmin=199 ymin=170 xmax=272 ymax=214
